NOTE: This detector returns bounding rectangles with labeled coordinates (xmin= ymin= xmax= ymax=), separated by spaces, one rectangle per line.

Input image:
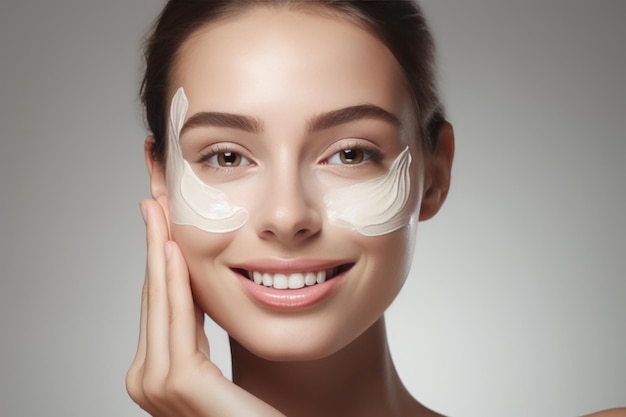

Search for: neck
xmin=230 ymin=316 xmax=438 ymax=417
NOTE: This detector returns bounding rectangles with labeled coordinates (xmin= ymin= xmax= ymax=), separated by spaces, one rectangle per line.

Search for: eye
xmin=334 ymin=149 xmax=364 ymax=164
xmin=203 ymin=151 xmax=251 ymax=168
xmin=326 ymin=147 xmax=382 ymax=165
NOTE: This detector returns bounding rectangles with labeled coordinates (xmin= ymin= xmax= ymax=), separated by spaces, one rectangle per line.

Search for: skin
xmin=164 ymin=6 xmax=448 ymax=362
xmin=127 ymin=5 xmax=624 ymax=417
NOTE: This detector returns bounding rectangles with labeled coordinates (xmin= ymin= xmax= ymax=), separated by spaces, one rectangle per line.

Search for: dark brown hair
xmin=141 ymin=0 xmax=446 ymax=162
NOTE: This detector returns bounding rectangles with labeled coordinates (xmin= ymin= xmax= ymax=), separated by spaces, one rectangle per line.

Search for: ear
xmin=144 ymin=136 xmax=167 ymax=198
xmin=419 ymin=122 xmax=455 ymax=221
xmin=144 ymin=136 xmax=172 ymax=222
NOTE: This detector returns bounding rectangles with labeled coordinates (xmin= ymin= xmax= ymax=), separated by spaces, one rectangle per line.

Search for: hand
xmin=126 ymin=199 xmax=285 ymax=417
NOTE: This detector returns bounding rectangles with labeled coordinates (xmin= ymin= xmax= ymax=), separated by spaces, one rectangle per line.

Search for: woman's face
xmin=152 ymin=6 xmax=432 ymax=361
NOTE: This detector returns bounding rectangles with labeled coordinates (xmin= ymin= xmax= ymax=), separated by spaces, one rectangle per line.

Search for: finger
xmin=125 ymin=273 xmax=149 ymax=404
xmin=136 ymin=273 xmax=149 ymax=363
xmin=164 ymin=240 xmax=198 ymax=368
xmin=130 ymin=203 xmax=151 ymax=366
xmin=154 ymin=194 xmax=172 ymax=238
xmin=143 ymin=200 xmax=171 ymax=376
xmin=128 ymin=273 xmax=149 ymax=370
xmin=128 ymin=201 xmax=167 ymax=413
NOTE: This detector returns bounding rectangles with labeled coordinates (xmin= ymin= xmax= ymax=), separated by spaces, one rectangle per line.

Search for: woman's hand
xmin=126 ymin=199 xmax=285 ymax=417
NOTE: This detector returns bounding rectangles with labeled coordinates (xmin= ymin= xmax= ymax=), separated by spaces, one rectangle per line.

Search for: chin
xmin=245 ymin=342 xmax=339 ymax=362
xmin=227 ymin=312 xmax=370 ymax=362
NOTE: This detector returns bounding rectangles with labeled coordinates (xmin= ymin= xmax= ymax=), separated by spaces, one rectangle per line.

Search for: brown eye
xmin=339 ymin=149 xmax=365 ymax=164
xmin=204 ymin=151 xmax=251 ymax=168
xmin=218 ymin=152 xmax=241 ymax=167
xmin=327 ymin=147 xmax=379 ymax=166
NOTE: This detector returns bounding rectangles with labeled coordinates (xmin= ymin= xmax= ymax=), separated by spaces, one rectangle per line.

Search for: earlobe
xmin=418 ymin=122 xmax=455 ymax=221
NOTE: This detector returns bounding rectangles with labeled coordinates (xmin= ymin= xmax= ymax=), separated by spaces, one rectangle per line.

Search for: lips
xmin=233 ymin=264 xmax=353 ymax=290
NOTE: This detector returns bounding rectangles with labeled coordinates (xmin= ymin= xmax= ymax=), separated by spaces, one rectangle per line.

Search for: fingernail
xmin=164 ymin=241 xmax=173 ymax=261
xmin=139 ymin=201 xmax=148 ymax=224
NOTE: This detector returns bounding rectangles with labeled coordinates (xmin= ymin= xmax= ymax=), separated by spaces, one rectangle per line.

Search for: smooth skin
xmin=152 ymin=5 xmax=440 ymax=365
xmin=127 ymin=198 xmax=285 ymax=417
xmin=128 ymin=7 xmax=451 ymax=415
xmin=127 ymin=5 xmax=625 ymax=417
xmin=127 ymin=199 xmax=626 ymax=417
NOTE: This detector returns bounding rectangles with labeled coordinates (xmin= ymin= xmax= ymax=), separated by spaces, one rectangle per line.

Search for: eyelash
xmin=323 ymin=142 xmax=384 ymax=166
xmin=197 ymin=144 xmax=254 ymax=169
xmin=195 ymin=141 xmax=384 ymax=170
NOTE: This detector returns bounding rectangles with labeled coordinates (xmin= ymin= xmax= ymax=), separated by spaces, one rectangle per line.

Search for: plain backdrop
xmin=1 ymin=1 xmax=624 ymax=416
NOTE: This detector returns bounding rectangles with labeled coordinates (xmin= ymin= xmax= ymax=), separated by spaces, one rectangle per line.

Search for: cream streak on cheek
xmin=165 ymin=87 xmax=412 ymax=236
xmin=166 ymin=87 xmax=248 ymax=233
xmin=323 ymin=147 xmax=413 ymax=236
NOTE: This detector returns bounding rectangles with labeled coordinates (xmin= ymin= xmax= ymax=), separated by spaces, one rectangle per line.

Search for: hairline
xmin=160 ymin=1 xmax=425 ymax=163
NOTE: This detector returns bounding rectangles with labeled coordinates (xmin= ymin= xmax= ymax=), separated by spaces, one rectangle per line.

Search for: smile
xmin=234 ymin=264 xmax=353 ymax=290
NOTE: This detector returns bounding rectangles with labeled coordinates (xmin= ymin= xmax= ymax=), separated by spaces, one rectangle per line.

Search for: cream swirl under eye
xmin=323 ymin=147 xmax=412 ymax=236
xmin=166 ymin=87 xmax=248 ymax=233
xmin=166 ymin=87 xmax=412 ymax=236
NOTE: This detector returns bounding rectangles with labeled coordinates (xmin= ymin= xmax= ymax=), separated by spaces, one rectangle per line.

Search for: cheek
xmin=170 ymin=224 xmax=234 ymax=281
xmin=174 ymin=161 xmax=249 ymax=232
xmin=338 ymin=225 xmax=417 ymax=333
xmin=322 ymin=147 xmax=421 ymax=237
xmin=171 ymin=224 xmax=247 ymax=329
xmin=362 ymin=227 xmax=415 ymax=299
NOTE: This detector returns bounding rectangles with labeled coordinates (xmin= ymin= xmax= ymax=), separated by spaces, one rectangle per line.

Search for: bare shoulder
xmin=582 ymin=408 xmax=626 ymax=417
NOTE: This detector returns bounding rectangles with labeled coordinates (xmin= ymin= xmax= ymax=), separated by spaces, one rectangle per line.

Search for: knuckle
xmin=164 ymin=371 xmax=191 ymax=401
xmin=168 ymin=308 xmax=181 ymax=325
xmin=125 ymin=377 xmax=143 ymax=404
xmin=126 ymin=366 xmax=157 ymax=410
xmin=125 ymin=364 xmax=143 ymax=401
xmin=141 ymin=378 xmax=167 ymax=405
xmin=127 ymin=363 xmax=195 ymax=408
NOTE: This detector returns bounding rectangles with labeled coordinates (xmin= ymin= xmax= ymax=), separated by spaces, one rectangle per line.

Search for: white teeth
xmin=273 ymin=274 xmax=288 ymax=290
xmin=288 ymin=273 xmax=305 ymax=289
xmin=304 ymin=272 xmax=317 ymax=286
xmin=262 ymin=273 xmax=272 ymax=287
xmin=249 ymin=270 xmax=333 ymax=289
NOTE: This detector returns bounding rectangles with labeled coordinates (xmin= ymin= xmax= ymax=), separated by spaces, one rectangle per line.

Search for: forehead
xmin=171 ymin=6 xmax=414 ymax=130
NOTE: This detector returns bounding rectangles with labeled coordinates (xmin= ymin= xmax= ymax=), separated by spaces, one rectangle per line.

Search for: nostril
xmin=259 ymin=217 xmax=322 ymax=243
xmin=295 ymin=226 xmax=320 ymax=238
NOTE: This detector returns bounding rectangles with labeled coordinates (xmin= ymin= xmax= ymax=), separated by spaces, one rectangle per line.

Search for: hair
xmin=141 ymin=0 xmax=446 ymax=162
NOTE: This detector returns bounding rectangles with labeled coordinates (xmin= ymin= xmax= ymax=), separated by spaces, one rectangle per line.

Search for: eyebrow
xmin=180 ymin=104 xmax=402 ymax=135
xmin=181 ymin=112 xmax=263 ymax=134
xmin=308 ymin=104 xmax=403 ymax=132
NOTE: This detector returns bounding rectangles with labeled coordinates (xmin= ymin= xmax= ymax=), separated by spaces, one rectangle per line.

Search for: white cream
xmin=323 ymin=147 xmax=413 ymax=236
xmin=166 ymin=87 xmax=413 ymax=237
xmin=166 ymin=87 xmax=248 ymax=233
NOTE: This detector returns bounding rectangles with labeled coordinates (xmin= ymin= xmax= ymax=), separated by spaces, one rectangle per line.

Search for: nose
xmin=255 ymin=167 xmax=322 ymax=244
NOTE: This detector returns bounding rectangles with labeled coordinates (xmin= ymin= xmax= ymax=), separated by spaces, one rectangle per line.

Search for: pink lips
xmin=232 ymin=259 xmax=352 ymax=310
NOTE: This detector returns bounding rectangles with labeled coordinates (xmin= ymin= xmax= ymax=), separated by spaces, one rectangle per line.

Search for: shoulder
xmin=582 ymin=408 xmax=626 ymax=417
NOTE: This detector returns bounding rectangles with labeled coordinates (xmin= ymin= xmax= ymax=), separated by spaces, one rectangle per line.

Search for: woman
xmin=126 ymin=1 xmax=625 ymax=416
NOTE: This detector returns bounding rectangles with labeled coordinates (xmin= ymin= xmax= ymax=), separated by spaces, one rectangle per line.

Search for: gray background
xmin=1 ymin=1 xmax=624 ymax=416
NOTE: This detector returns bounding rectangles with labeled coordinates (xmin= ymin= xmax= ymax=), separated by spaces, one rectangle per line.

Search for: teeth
xmin=262 ymin=273 xmax=272 ymax=287
xmin=249 ymin=270 xmax=333 ymax=289
xmin=288 ymin=273 xmax=305 ymax=289
xmin=273 ymin=274 xmax=288 ymax=290
xmin=304 ymin=272 xmax=317 ymax=286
